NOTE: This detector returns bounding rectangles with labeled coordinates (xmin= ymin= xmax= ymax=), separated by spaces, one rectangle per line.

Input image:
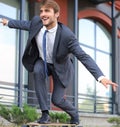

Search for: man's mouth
xmin=42 ymin=17 xmax=49 ymax=22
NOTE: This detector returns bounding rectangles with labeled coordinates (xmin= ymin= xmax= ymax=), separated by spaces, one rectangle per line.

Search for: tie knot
xmin=44 ymin=30 xmax=48 ymax=34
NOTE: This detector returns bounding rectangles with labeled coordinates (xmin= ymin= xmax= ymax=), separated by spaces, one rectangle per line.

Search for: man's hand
xmin=0 ymin=18 xmax=8 ymax=25
xmin=100 ymin=78 xmax=118 ymax=92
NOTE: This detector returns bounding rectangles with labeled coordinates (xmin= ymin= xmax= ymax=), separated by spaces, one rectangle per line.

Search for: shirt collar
xmin=42 ymin=23 xmax=58 ymax=33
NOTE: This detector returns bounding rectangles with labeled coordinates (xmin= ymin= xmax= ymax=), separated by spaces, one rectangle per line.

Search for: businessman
xmin=1 ymin=0 xmax=118 ymax=125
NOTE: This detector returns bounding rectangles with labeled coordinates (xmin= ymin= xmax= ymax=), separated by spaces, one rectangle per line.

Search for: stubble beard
xmin=43 ymin=20 xmax=56 ymax=29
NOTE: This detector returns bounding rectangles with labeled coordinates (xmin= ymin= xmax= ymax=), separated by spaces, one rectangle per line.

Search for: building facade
xmin=0 ymin=0 xmax=120 ymax=115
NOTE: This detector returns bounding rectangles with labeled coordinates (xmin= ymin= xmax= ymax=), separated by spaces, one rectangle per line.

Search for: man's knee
xmin=33 ymin=60 xmax=44 ymax=76
xmin=52 ymin=96 xmax=65 ymax=107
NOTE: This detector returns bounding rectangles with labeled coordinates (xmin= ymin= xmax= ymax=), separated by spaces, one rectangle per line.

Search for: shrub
xmin=0 ymin=104 xmax=11 ymax=121
xmin=0 ymin=104 xmax=71 ymax=125
xmin=0 ymin=104 xmax=39 ymax=125
xmin=49 ymin=112 xmax=70 ymax=123
xmin=107 ymin=117 xmax=120 ymax=127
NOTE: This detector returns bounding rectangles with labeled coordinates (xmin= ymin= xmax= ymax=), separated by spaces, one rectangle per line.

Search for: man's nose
xmin=40 ymin=11 xmax=46 ymax=17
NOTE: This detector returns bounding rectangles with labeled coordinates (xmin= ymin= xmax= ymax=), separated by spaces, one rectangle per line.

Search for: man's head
xmin=40 ymin=0 xmax=60 ymax=14
xmin=39 ymin=0 xmax=60 ymax=29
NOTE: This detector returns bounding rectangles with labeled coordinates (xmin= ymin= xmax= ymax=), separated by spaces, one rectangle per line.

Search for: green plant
xmin=107 ymin=117 xmax=120 ymax=127
xmin=0 ymin=104 xmax=11 ymax=121
xmin=49 ymin=112 xmax=70 ymax=123
xmin=0 ymin=104 xmax=72 ymax=125
xmin=0 ymin=104 xmax=39 ymax=125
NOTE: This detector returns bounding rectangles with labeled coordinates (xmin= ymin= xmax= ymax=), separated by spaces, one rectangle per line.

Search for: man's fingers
xmin=0 ymin=18 xmax=8 ymax=25
xmin=113 ymin=86 xmax=117 ymax=92
xmin=112 ymin=83 xmax=118 ymax=92
xmin=107 ymin=81 xmax=118 ymax=92
xmin=112 ymin=85 xmax=117 ymax=92
xmin=0 ymin=18 xmax=3 ymax=23
xmin=102 ymin=80 xmax=118 ymax=92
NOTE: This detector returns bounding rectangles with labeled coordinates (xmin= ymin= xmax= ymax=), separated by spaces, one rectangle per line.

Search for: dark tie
xmin=42 ymin=30 xmax=48 ymax=77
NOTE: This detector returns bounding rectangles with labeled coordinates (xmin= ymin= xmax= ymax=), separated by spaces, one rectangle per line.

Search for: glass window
xmin=0 ymin=0 xmax=28 ymax=105
xmin=79 ymin=19 xmax=95 ymax=47
xmin=0 ymin=0 xmax=19 ymax=83
xmin=96 ymin=23 xmax=111 ymax=52
xmin=78 ymin=19 xmax=112 ymax=113
xmin=78 ymin=46 xmax=95 ymax=95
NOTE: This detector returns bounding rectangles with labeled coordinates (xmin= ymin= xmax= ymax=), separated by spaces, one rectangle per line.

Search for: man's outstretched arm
xmin=0 ymin=18 xmax=30 ymax=31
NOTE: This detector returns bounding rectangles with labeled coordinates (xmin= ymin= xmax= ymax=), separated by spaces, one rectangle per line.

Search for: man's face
xmin=40 ymin=6 xmax=59 ymax=29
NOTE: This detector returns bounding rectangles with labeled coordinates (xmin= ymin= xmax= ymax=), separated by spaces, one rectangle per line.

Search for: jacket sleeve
xmin=8 ymin=19 xmax=31 ymax=31
xmin=8 ymin=16 xmax=41 ymax=31
xmin=67 ymin=33 xmax=104 ymax=81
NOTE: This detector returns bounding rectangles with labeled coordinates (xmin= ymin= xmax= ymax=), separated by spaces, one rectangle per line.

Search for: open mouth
xmin=42 ymin=17 xmax=49 ymax=22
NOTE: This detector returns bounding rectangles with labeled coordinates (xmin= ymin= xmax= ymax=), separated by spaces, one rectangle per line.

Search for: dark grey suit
xmin=8 ymin=16 xmax=104 ymax=117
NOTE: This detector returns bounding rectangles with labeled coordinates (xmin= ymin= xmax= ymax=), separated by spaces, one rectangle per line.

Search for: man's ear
xmin=55 ymin=12 xmax=60 ymax=19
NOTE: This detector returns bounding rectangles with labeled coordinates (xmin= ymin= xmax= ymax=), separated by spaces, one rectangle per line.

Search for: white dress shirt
xmin=35 ymin=24 xmax=58 ymax=63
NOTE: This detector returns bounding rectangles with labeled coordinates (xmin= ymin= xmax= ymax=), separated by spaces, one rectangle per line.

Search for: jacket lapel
xmin=53 ymin=24 xmax=62 ymax=59
xmin=30 ymin=20 xmax=43 ymax=40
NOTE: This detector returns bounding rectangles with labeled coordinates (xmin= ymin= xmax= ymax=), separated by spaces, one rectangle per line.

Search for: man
xmin=1 ymin=0 xmax=118 ymax=125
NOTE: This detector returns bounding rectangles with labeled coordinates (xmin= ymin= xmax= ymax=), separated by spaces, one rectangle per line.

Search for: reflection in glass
xmin=78 ymin=46 xmax=95 ymax=95
xmin=96 ymin=52 xmax=112 ymax=97
xmin=96 ymin=23 xmax=111 ymax=53
xmin=0 ymin=2 xmax=18 ymax=19
xmin=78 ymin=19 xmax=112 ymax=113
xmin=78 ymin=46 xmax=95 ymax=112
xmin=79 ymin=19 xmax=94 ymax=47
xmin=0 ymin=1 xmax=19 ymax=83
xmin=0 ymin=0 xmax=19 ymax=105
xmin=0 ymin=0 xmax=28 ymax=105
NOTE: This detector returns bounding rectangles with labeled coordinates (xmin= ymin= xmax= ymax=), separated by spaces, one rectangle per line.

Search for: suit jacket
xmin=8 ymin=16 xmax=104 ymax=87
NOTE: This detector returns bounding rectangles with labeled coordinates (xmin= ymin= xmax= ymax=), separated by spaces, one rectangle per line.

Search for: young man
xmin=1 ymin=0 xmax=118 ymax=125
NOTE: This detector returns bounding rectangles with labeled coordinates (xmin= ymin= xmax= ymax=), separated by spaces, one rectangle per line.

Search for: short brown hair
xmin=40 ymin=0 xmax=60 ymax=13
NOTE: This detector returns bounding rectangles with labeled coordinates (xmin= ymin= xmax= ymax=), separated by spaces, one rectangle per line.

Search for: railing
xmin=78 ymin=93 xmax=113 ymax=114
xmin=0 ymin=81 xmax=75 ymax=111
xmin=0 ymin=81 xmax=113 ymax=114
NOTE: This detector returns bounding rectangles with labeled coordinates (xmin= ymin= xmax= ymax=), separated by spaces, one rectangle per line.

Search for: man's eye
xmin=45 ymin=9 xmax=50 ymax=12
xmin=40 ymin=11 xmax=42 ymax=14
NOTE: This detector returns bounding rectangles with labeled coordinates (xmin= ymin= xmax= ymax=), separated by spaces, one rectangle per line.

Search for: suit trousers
xmin=33 ymin=58 xmax=78 ymax=118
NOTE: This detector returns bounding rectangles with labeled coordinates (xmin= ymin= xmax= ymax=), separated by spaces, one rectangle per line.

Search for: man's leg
xmin=33 ymin=59 xmax=50 ymax=123
xmin=51 ymin=68 xmax=79 ymax=124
